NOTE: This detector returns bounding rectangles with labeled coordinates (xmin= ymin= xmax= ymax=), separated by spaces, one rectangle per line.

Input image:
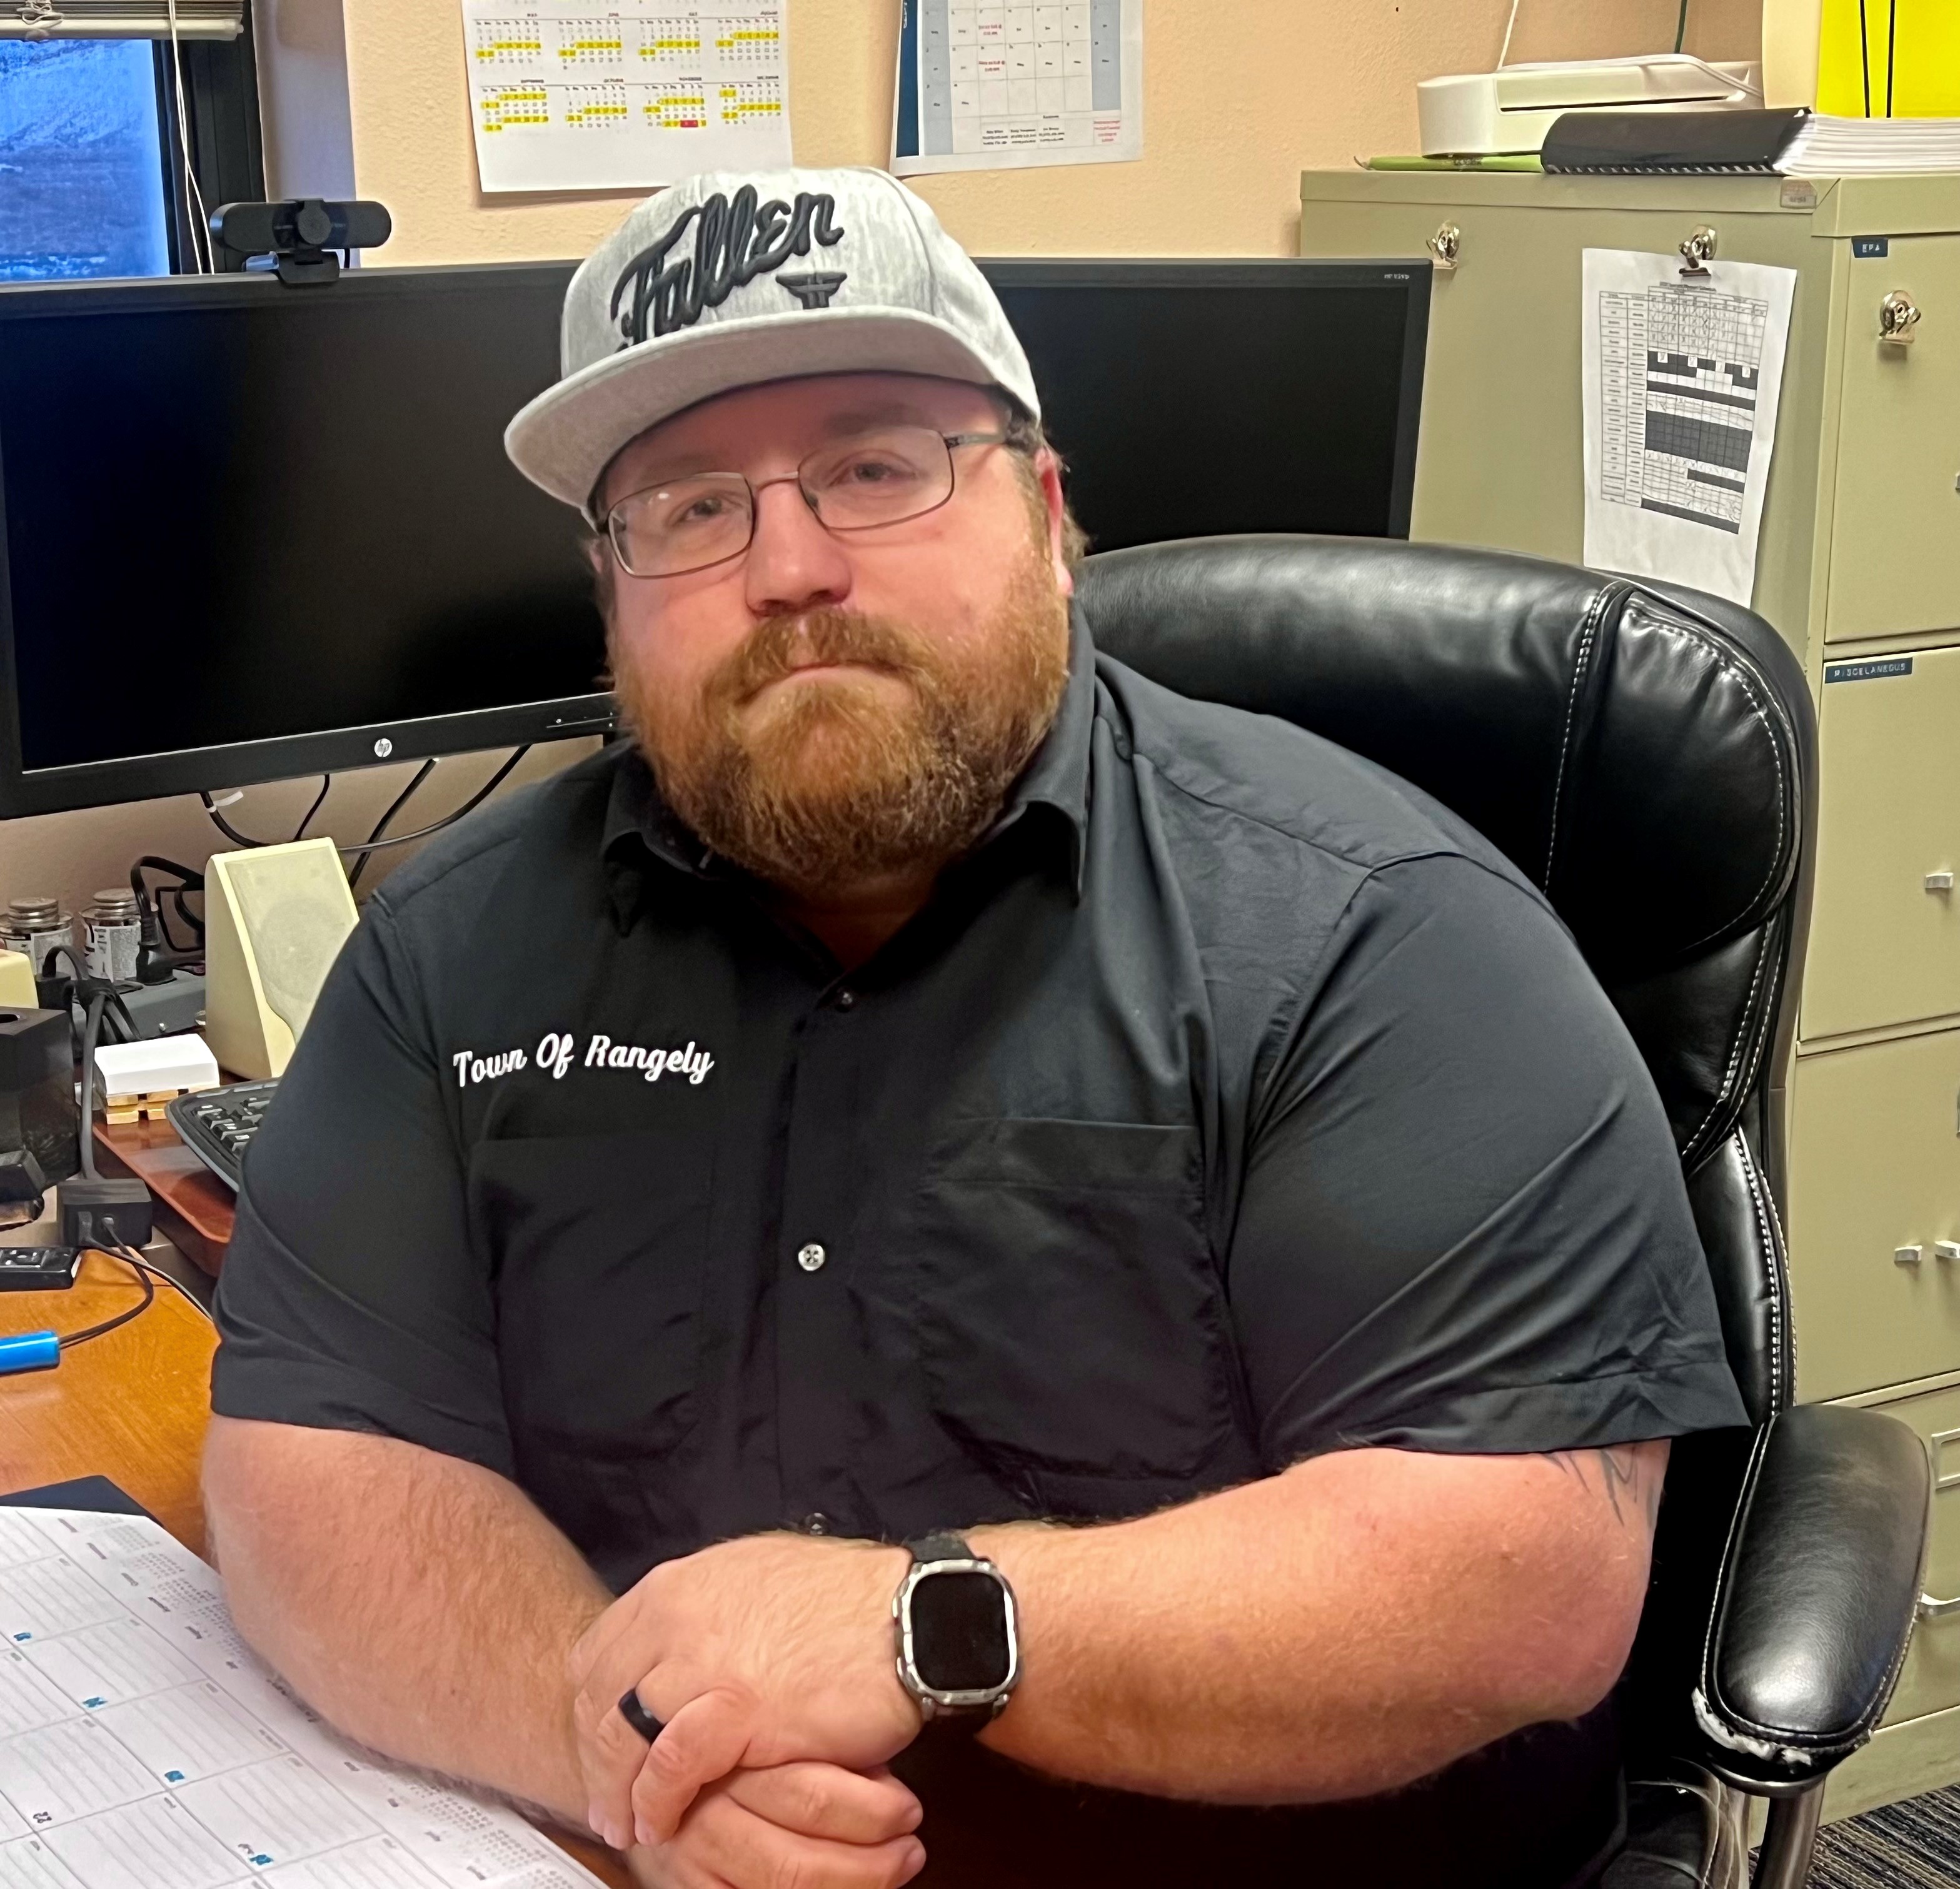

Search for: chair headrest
xmin=1076 ymin=536 xmax=1811 ymax=984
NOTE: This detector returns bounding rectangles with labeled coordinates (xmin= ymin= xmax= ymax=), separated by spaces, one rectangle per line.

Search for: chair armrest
xmin=1690 ymin=1403 xmax=1931 ymax=1793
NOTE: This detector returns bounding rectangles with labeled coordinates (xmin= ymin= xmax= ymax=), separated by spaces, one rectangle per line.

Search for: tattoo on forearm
xmin=1540 ymin=1446 xmax=1662 ymax=1531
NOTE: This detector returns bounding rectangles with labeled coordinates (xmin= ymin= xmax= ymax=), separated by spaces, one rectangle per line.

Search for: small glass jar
xmin=0 ymin=896 xmax=73 ymax=977
xmin=83 ymin=889 xmax=142 ymax=984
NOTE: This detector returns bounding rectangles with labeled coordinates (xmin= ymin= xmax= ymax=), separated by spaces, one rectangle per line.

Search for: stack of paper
xmin=0 ymin=1506 xmax=601 ymax=1889
xmin=1784 ymin=113 xmax=1960 ymax=172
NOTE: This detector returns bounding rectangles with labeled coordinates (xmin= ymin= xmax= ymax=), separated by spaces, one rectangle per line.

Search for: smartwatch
xmin=892 ymin=1531 xmax=1020 ymax=1731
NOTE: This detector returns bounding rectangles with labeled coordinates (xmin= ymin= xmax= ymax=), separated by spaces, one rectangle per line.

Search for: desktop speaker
xmin=0 ymin=953 xmax=36 ymax=1009
xmin=204 ymin=839 xmax=359 ymax=1081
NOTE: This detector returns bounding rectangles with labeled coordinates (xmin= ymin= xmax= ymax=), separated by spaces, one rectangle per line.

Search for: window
xmin=0 ymin=23 xmax=263 ymax=283
xmin=0 ymin=41 xmax=171 ymax=281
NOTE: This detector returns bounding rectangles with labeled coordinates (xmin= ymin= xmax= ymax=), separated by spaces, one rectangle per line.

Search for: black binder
xmin=1542 ymin=107 xmax=1811 ymax=174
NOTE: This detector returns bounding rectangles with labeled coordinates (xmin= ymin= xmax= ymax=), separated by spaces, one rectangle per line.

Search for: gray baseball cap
xmin=505 ymin=166 xmax=1040 ymax=515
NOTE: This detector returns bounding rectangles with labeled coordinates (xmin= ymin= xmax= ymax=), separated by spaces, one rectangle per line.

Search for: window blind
xmin=1 ymin=0 xmax=241 ymax=38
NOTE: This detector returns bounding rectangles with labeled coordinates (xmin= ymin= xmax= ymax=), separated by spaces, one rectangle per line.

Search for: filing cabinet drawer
xmin=1788 ymin=1031 xmax=1960 ymax=1400
xmin=1827 ymin=236 xmax=1960 ymax=645
xmin=1804 ymin=646 xmax=1960 ymax=1040
xmin=1849 ymin=1385 xmax=1960 ymax=1728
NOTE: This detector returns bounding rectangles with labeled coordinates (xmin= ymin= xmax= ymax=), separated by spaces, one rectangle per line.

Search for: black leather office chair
xmin=1076 ymin=536 xmax=1933 ymax=1889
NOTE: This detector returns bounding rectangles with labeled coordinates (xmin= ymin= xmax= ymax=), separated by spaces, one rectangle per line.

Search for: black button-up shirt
xmin=213 ymin=612 xmax=1744 ymax=1888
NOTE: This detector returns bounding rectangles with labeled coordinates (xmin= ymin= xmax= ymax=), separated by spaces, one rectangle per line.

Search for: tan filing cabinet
xmin=1300 ymin=169 xmax=1960 ymax=1815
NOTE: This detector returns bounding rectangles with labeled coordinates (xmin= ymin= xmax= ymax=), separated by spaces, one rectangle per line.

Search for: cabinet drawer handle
xmin=1921 ymin=1591 xmax=1960 ymax=1620
xmin=1881 ymin=290 xmax=1922 ymax=343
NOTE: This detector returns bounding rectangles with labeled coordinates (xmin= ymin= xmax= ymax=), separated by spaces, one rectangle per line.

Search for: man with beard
xmin=204 ymin=169 xmax=1747 ymax=1889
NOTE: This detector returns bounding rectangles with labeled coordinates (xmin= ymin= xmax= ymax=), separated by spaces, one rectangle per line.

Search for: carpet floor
xmin=1808 ymin=1788 xmax=1960 ymax=1886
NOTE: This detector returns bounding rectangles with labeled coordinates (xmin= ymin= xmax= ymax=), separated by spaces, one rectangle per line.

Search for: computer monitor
xmin=0 ymin=256 xmax=1428 ymax=820
xmin=0 ymin=262 xmax=603 ymax=819
xmin=981 ymin=259 xmax=1429 ymax=552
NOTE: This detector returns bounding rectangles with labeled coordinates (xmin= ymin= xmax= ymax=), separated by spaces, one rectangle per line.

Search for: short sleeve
xmin=1230 ymin=852 xmax=1747 ymax=1466
xmin=209 ymin=896 xmax=515 ymax=1477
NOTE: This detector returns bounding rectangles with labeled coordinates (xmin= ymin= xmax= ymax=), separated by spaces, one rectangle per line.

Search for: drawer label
xmin=1825 ymin=657 xmax=1914 ymax=683
xmin=1853 ymin=236 xmax=1891 ymax=258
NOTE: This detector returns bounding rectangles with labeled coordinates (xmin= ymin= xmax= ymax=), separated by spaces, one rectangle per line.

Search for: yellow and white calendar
xmin=463 ymin=2 xmax=792 ymax=193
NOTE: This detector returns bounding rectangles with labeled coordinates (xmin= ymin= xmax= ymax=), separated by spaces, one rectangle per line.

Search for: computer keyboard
xmin=166 ymin=1079 xmax=279 ymax=1192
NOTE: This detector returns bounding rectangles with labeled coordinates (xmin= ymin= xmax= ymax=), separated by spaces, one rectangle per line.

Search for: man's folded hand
xmin=626 ymin=1761 xmax=927 ymax=1889
xmin=572 ymin=1533 xmax=922 ymax=1849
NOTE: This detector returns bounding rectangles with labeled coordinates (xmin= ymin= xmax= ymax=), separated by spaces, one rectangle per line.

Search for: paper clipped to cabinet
xmin=892 ymin=0 xmax=1143 ymax=175
xmin=1581 ymin=248 xmax=1796 ymax=607
xmin=463 ymin=1 xmax=793 ymax=194
xmin=0 ymin=1506 xmax=602 ymax=1888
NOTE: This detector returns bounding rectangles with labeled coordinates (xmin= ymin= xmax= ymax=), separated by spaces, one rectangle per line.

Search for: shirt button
xmin=803 ymin=1512 xmax=831 ymax=1536
xmin=797 ymin=1242 xmax=827 ymax=1272
xmin=835 ymin=989 xmax=857 ymax=1010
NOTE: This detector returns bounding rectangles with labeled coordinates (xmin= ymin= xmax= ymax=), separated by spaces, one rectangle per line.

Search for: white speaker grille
xmin=224 ymin=849 xmax=358 ymax=1040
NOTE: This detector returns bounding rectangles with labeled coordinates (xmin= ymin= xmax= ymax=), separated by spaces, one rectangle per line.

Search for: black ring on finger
xmin=618 ymin=1686 xmax=665 ymax=1745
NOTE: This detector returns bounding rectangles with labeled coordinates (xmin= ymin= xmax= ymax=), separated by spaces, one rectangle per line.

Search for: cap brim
xmin=505 ymin=306 xmax=1011 ymax=512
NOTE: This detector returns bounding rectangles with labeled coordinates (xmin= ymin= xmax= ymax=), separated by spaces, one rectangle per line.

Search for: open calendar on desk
xmin=0 ymin=1505 xmax=601 ymax=1888
xmin=462 ymin=1 xmax=792 ymax=192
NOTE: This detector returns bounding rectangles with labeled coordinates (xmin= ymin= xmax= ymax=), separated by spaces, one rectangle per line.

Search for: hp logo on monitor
xmin=374 ymin=737 xmax=395 ymax=758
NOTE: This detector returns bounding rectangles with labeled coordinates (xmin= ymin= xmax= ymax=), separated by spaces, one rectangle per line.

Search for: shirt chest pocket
xmin=471 ymin=1131 xmax=711 ymax=1467
xmin=908 ymin=1118 xmax=1249 ymax=1503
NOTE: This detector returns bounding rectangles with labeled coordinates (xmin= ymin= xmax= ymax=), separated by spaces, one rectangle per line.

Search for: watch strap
xmin=905 ymin=1531 xmax=976 ymax=1566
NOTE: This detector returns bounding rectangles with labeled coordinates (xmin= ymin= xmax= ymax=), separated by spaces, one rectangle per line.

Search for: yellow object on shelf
xmin=0 ymin=952 xmax=35 ymax=1010
xmin=1766 ymin=0 xmax=1960 ymax=115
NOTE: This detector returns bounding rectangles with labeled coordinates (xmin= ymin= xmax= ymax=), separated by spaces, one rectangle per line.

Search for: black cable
xmin=51 ymin=1241 xmax=211 ymax=1351
xmin=116 ymin=1242 xmax=211 ymax=1324
xmin=200 ymin=775 xmax=331 ymax=848
xmin=168 ymin=882 xmax=204 ymax=944
xmin=168 ymin=885 xmax=204 ymax=948
xmin=346 ymin=758 xmax=436 ymax=891
xmin=131 ymin=860 xmax=206 ymax=952
xmin=135 ymin=856 xmax=201 ymax=881
xmin=43 ymin=941 xmax=144 ymax=1200
xmin=130 ymin=858 xmax=206 ymax=974
xmin=1886 ymin=0 xmax=1896 ymax=114
xmin=81 ymin=998 xmax=104 ymax=1179
xmin=1673 ymin=0 xmax=1689 ymax=54
xmin=56 ymin=1250 xmax=153 ymax=1349
xmin=204 ymin=752 xmax=525 ymax=884
xmin=344 ymin=748 xmax=530 ymax=885
xmin=292 ymin=774 xmax=332 ymax=842
xmin=1860 ymin=0 xmax=1872 ymax=114
xmin=200 ymin=792 xmax=274 ymax=849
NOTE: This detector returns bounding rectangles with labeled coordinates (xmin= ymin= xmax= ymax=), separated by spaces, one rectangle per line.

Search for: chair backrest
xmin=1077 ymin=535 xmax=1817 ymax=1430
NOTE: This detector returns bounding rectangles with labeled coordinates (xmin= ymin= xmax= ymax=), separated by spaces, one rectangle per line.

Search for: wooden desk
xmin=0 ymin=1251 xmax=629 ymax=1888
xmin=93 ymin=1117 xmax=236 ymax=1276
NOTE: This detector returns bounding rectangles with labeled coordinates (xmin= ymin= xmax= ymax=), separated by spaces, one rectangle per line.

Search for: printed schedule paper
xmin=463 ymin=2 xmax=792 ymax=193
xmin=0 ymin=1507 xmax=601 ymax=1889
xmin=892 ymin=0 xmax=1142 ymax=174
xmin=1581 ymin=247 xmax=1796 ymax=607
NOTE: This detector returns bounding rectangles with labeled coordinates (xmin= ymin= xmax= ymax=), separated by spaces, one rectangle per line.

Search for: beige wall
xmin=3 ymin=0 xmax=1765 ymax=926
xmin=343 ymin=0 xmax=1766 ymax=268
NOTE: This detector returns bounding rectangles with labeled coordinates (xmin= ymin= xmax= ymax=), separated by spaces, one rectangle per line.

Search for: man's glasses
xmin=603 ymin=425 xmax=1008 ymax=580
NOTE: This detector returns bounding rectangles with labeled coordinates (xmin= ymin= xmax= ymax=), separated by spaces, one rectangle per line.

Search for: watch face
xmin=912 ymin=1569 xmax=1012 ymax=1693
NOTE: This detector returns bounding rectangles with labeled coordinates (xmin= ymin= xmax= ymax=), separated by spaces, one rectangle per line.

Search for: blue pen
xmin=0 ymin=1332 xmax=59 ymax=1375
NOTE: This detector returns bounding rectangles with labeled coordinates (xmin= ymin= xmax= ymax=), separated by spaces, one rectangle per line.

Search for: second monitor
xmin=982 ymin=258 xmax=1430 ymax=552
